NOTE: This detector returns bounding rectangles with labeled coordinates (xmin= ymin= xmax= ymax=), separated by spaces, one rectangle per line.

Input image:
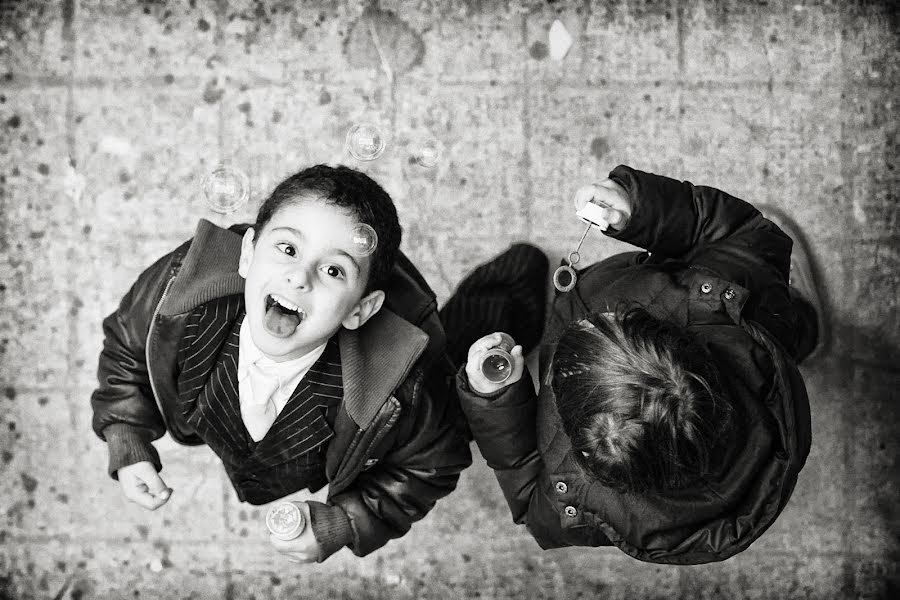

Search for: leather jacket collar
xmin=153 ymin=219 xmax=429 ymax=429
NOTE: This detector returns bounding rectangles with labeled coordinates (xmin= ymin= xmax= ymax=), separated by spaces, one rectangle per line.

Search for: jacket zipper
xmin=330 ymin=397 xmax=402 ymax=494
xmin=145 ymin=266 xmax=178 ymax=425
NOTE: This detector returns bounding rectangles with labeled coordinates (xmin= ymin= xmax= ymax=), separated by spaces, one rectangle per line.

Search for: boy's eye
xmin=275 ymin=243 xmax=297 ymax=257
xmin=321 ymin=264 xmax=345 ymax=280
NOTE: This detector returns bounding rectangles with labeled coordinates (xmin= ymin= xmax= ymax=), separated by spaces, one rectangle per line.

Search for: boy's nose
xmin=286 ymin=267 xmax=312 ymax=290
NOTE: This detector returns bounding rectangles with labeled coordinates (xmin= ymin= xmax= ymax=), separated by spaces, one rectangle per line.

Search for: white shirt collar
xmin=237 ymin=318 xmax=328 ymax=399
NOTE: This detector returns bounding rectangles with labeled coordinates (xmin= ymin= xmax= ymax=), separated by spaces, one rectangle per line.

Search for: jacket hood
xmin=539 ymin=265 xmax=811 ymax=564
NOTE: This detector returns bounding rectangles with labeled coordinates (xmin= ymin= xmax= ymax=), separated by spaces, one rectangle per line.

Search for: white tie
xmin=240 ymin=362 xmax=280 ymax=441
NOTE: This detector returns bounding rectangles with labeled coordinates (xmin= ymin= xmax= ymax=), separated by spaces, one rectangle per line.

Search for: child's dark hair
xmin=253 ymin=164 xmax=402 ymax=292
xmin=550 ymin=307 xmax=733 ymax=494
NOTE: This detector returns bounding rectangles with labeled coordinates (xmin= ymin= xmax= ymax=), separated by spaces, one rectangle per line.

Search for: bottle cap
xmin=266 ymin=502 xmax=306 ymax=541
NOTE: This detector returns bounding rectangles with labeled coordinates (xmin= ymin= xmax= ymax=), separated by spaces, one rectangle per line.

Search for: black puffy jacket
xmin=459 ymin=165 xmax=812 ymax=564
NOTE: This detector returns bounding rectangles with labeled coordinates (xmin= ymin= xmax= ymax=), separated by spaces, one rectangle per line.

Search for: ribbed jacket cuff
xmin=308 ymin=501 xmax=354 ymax=562
xmin=456 ymin=365 xmax=525 ymax=404
xmin=103 ymin=424 xmax=162 ymax=480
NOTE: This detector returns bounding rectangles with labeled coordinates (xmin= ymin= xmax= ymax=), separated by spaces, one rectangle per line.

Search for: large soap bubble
xmin=201 ymin=165 xmax=250 ymax=213
xmin=346 ymin=123 xmax=387 ymax=161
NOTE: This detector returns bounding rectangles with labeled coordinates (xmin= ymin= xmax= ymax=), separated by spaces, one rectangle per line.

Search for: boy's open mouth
xmin=263 ymin=293 xmax=306 ymax=338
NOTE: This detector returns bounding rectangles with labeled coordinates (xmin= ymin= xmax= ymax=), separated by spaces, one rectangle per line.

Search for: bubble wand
xmin=552 ymin=194 xmax=613 ymax=293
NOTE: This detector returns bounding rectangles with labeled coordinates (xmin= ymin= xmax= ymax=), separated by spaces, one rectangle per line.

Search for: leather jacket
xmin=91 ymin=219 xmax=472 ymax=561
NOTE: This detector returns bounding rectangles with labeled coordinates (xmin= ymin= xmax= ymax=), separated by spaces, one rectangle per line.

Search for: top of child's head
xmin=550 ymin=306 xmax=734 ymax=495
xmin=237 ymin=164 xmax=403 ymax=362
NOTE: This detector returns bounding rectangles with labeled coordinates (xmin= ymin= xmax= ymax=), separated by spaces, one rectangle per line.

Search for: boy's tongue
xmin=263 ymin=302 xmax=301 ymax=337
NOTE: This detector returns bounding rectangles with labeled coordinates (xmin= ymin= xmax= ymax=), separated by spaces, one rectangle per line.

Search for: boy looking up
xmin=91 ymin=165 xmax=471 ymax=563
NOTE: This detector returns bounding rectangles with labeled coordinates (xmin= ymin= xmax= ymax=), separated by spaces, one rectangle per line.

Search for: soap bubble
xmin=201 ymin=165 xmax=250 ymax=213
xmin=349 ymin=223 xmax=378 ymax=256
xmin=346 ymin=123 xmax=386 ymax=161
xmin=412 ymin=136 xmax=442 ymax=168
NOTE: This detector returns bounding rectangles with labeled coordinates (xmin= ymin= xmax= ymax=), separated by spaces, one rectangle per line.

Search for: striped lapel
xmin=252 ymin=336 xmax=343 ymax=466
xmin=177 ymin=295 xmax=251 ymax=457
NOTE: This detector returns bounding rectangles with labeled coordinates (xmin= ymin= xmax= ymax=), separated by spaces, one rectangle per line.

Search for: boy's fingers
xmin=466 ymin=333 xmax=504 ymax=363
xmin=124 ymin=486 xmax=167 ymax=510
xmin=128 ymin=462 xmax=170 ymax=496
xmin=573 ymin=184 xmax=599 ymax=208
xmin=602 ymin=208 xmax=625 ymax=228
xmin=145 ymin=478 xmax=171 ymax=499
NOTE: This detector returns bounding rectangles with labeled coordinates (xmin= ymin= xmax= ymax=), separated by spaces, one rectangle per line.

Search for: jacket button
xmin=555 ymin=481 xmax=568 ymax=494
xmin=723 ymin=288 xmax=736 ymax=300
xmin=700 ymin=282 xmax=713 ymax=294
xmin=564 ymin=506 xmax=577 ymax=518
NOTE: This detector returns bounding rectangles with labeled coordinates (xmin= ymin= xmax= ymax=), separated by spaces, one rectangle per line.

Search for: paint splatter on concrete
xmin=590 ymin=136 xmax=610 ymax=160
xmin=529 ymin=41 xmax=548 ymax=60
xmin=344 ymin=8 xmax=424 ymax=75
xmin=20 ymin=473 xmax=38 ymax=493
xmin=202 ymin=79 xmax=225 ymax=104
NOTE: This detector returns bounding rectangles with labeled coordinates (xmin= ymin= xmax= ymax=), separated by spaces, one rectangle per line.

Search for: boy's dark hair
xmin=550 ymin=307 xmax=733 ymax=494
xmin=253 ymin=164 xmax=402 ymax=292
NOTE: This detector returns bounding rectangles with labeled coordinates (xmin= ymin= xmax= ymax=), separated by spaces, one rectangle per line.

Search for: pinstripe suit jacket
xmin=176 ymin=295 xmax=344 ymax=504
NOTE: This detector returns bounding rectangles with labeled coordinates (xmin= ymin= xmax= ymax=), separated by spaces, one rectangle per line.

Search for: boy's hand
xmin=117 ymin=461 xmax=172 ymax=510
xmin=465 ymin=332 xmax=525 ymax=396
xmin=268 ymin=501 xmax=319 ymax=564
xmin=573 ymin=178 xmax=632 ymax=231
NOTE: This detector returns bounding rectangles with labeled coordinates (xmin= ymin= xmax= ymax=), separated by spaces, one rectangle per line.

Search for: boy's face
xmin=238 ymin=196 xmax=385 ymax=362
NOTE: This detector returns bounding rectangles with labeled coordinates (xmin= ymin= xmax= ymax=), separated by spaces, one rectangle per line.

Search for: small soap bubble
xmin=201 ymin=165 xmax=250 ymax=214
xmin=346 ymin=123 xmax=386 ymax=161
xmin=413 ymin=137 xmax=442 ymax=168
xmin=350 ymin=223 xmax=378 ymax=256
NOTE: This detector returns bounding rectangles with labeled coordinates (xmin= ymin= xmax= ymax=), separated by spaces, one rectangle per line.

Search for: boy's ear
xmin=238 ymin=228 xmax=255 ymax=278
xmin=342 ymin=290 xmax=385 ymax=330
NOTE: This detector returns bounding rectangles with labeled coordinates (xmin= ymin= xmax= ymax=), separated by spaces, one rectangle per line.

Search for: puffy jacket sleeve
xmin=90 ymin=242 xmax=188 ymax=478
xmin=606 ymin=165 xmax=792 ymax=292
xmin=457 ymin=371 xmax=541 ymax=520
xmin=605 ymin=165 xmax=797 ymax=345
xmin=457 ymin=369 xmax=610 ymax=549
xmin=308 ymin=349 xmax=472 ymax=561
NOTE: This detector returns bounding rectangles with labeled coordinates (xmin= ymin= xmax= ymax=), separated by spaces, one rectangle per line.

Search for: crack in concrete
xmin=676 ymin=0 xmax=686 ymax=75
xmin=520 ymin=12 xmax=533 ymax=238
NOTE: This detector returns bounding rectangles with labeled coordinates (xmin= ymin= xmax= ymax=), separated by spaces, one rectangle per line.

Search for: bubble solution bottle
xmin=266 ymin=502 xmax=306 ymax=541
xmin=480 ymin=333 xmax=516 ymax=384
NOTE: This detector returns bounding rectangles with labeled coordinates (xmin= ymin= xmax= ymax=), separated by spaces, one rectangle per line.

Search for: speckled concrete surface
xmin=0 ymin=1 xmax=897 ymax=599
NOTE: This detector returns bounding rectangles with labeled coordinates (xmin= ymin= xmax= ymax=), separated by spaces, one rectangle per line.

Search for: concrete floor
xmin=1 ymin=1 xmax=898 ymax=598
